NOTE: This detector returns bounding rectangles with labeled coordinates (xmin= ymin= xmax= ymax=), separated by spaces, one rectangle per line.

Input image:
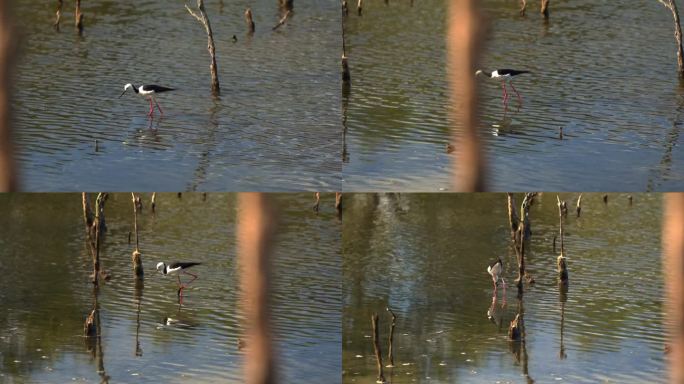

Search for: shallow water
xmin=342 ymin=0 xmax=684 ymax=191
xmin=343 ymin=193 xmax=664 ymax=383
xmin=14 ymin=1 xmax=341 ymax=191
xmin=0 ymin=193 xmax=341 ymax=383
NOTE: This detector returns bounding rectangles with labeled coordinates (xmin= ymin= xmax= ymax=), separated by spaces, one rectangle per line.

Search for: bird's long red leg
xmin=182 ymin=271 xmax=198 ymax=286
xmin=502 ymin=82 xmax=509 ymax=107
xmin=153 ymin=97 xmax=164 ymax=116
xmin=509 ymin=82 xmax=522 ymax=105
xmin=148 ymin=98 xmax=154 ymax=117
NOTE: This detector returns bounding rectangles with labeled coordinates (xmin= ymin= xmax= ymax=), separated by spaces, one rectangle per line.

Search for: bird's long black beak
xmin=119 ymin=90 xmax=127 ymax=98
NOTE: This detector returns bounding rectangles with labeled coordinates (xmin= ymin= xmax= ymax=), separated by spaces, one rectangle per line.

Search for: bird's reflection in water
xmin=487 ymin=294 xmax=506 ymax=331
xmin=490 ymin=108 xmax=519 ymax=137
xmin=158 ymin=302 xmax=198 ymax=330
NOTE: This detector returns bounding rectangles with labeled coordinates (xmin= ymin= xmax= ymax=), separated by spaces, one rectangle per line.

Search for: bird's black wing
xmin=498 ymin=69 xmax=530 ymax=76
xmin=488 ymin=258 xmax=502 ymax=268
xmin=142 ymin=85 xmax=176 ymax=93
xmin=169 ymin=262 xmax=201 ymax=269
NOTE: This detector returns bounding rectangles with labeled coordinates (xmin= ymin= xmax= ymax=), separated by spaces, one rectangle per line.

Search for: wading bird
xmin=120 ymin=83 xmax=175 ymax=117
xmin=476 ymin=69 xmax=530 ymax=106
xmin=487 ymin=257 xmax=506 ymax=293
xmin=156 ymin=261 xmax=201 ymax=298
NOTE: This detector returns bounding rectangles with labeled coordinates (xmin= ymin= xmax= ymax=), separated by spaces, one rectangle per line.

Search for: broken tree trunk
xmin=186 ymin=0 xmax=220 ymax=95
xmin=386 ymin=308 xmax=396 ymax=368
xmin=448 ymin=0 xmax=486 ymax=191
xmin=540 ymin=0 xmax=549 ymax=19
xmin=131 ymin=193 xmax=143 ymax=278
xmin=576 ymin=193 xmax=582 ymax=218
xmin=75 ymin=0 xmax=83 ymax=34
xmin=659 ymin=0 xmax=684 ymax=77
xmin=557 ymin=195 xmax=569 ymax=283
xmin=245 ymin=8 xmax=255 ymax=33
xmin=54 ymin=0 xmax=63 ymax=31
xmin=507 ymin=193 xmax=519 ymax=237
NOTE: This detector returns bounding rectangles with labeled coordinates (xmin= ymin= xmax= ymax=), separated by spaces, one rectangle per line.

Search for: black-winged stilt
xmin=156 ymin=262 xmax=201 ymax=297
xmin=476 ymin=69 xmax=530 ymax=106
xmin=120 ymin=83 xmax=175 ymax=117
xmin=487 ymin=257 xmax=506 ymax=293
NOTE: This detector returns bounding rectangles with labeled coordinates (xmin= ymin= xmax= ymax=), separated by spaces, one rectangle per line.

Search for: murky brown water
xmin=343 ymin=193 xmax=664 ymax=383
xmin=0 ymin=193 xmax=340 ymax=383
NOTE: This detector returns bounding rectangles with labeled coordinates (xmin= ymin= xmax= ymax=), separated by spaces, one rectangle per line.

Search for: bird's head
xmin=156 ymin=262 xmax=165 ymax=272
xmin=119 ymin=83 xmax=134 ymax=98
xmin=475 ymin=69 xmax=484 ymax=77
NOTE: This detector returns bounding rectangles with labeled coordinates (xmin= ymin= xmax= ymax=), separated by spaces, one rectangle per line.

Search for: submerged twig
xmin=386 ymin=308 xmax=396 ymax=368
xmin=272 ymin=10 xmax=291 ymax=31
xmin=372 ymin=313 xmax=386 ymax=383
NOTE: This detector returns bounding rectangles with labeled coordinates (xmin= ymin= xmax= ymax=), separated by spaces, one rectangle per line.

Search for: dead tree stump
xmin=186 ymin=1 xmax=220 ymax=96
xmin=245 ymin=8 xmax=255 ymax=33
xmin=540 ymin=0 xmax=549 ymax=19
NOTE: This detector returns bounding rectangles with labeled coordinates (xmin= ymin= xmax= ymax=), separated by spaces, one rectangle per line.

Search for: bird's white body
xmin=121 ymin=83 xmax=175 ymax=117
xmin=156 ymin=262 xmax=182 ymax=275
xmin=487 ymin=258 xmax=506 ymax=292
xmin=490 ymin=70 xmax=511 ymax=81
xmin=487 ymin=260 xmax=502 ymax=282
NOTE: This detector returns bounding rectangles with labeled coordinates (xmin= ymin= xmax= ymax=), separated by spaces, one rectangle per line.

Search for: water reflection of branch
xmin=559 ymin=298 xmax=567 ymax=360
xmin=84 ymin=286 xmax=109 ymax=383
xmin=508 ymin=295 xmax=534 ymax=383
xmin=189 ymin=101 xmax=220 ymax=190
xmin=342 ymin=82 xmax=350 ymax=163
xmin=134 ymin=279 xmax=143 ymax=357
xmin=646 ymin=92 xmax=684 ymax=191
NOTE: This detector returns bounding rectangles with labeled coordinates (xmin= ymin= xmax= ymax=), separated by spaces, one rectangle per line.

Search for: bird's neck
xmin=132 ymin=84 xmax=139 ymax=94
